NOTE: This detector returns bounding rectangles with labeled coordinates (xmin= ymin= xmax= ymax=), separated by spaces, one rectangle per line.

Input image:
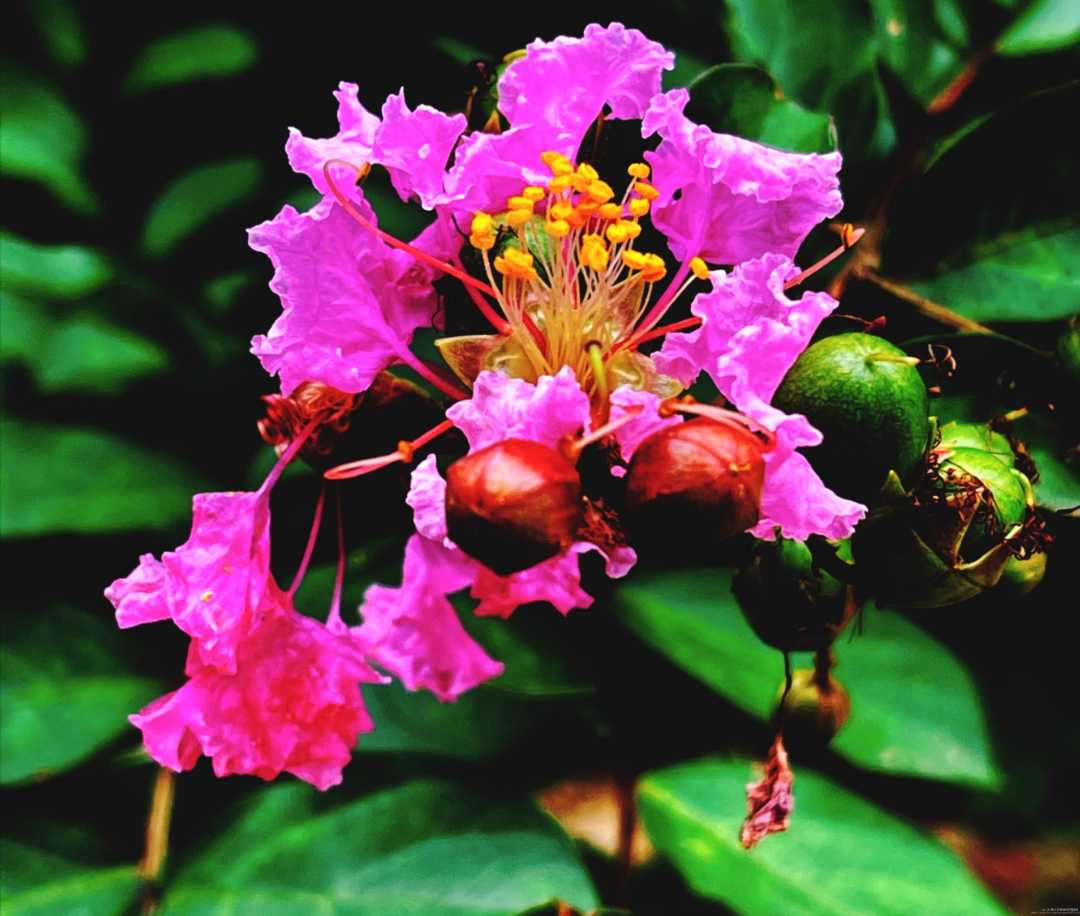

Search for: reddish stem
xmin=623 ymin=315 xmax=703 ymax=351
xmin=783 ymin=226 xmax=866 ymax=291
xmin=327 ymin=485 xmax=347 ymax=629
xmin=323 ymin=418 xmax=455 ymax=481
xmin=288 ymin=484 xmax=326 ymax=597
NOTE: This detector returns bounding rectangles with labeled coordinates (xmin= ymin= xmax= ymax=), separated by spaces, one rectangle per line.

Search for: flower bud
xmin=734 ymin=538 xmax=855 ymax=652
xmin=445 ymin=439 xmax=584 ymax=575
xmin=775 ymin=668 xmax=850 ymax=746
xmin=624 ymin=418 xmax=766 ymax=552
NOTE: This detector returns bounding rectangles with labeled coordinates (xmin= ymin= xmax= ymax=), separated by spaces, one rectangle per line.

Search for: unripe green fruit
xmin=774 ymin=669 xmax=850 ymax=745
xmin=997 ymin=551 xmax=1048 ymax=599
xmin=937 ymin=421 xmax=1013 ymax=465
xmin=772 ymin=333 xmax=931 ymax=503
xmin=734 ymin=537 xmax=855 ymax=652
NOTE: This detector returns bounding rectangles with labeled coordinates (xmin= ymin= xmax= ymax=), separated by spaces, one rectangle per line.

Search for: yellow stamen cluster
xmin=690 ymin=256 xmax=710 ymax=280
xmin=464 ymin=153 xmax=678 ymax=401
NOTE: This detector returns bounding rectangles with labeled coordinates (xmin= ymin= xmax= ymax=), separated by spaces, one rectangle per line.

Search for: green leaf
xmin=639 ymin=757 xmax=1007 ymax=915
xmin=142 ymin=159 xmax=262 ymax=257
xmin=869 ymin=0 xmax=967 ymax=104
xmin=168 ymin=779 xmax=598 ymax=915
xmin=431 ymin=36 xmax=489 ymax=66
xmin=909 ymin=225 xmax=1080 ymax=322
xmin=1 ymin=291 xmax=168 ymax=393
xmin=25 ymin=0 xmax=87 ymax=68
xmin=0 ymin=866 xmax=141 ymax=916
xmin=615 ymin=568 xmax=1002 ymax=786
xmin=0 ymin=606 xmax=160 ymax=784
xmin=0 ymin=69 xmax=96 ymax=212
xmin=686 ymin=64 xmax=835 ymax=154
xmin=0 ymin=420 xmax=205 ymax=537
xmin=126 ymin=24 xmax=258 ymax=92
xmin=997 ymin=0 xmax=1080 ymax=55
xmin=0 ymin=232 xmax=111 ymax=299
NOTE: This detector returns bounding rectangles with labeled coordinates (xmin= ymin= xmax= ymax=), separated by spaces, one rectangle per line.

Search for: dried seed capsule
xmin=775 ymin=668 xmax=851 ymax=747
xmin=445 ymin=439 xmax=583 ymax=575
xmin=624 ymin=417 xmax=765 ymax=552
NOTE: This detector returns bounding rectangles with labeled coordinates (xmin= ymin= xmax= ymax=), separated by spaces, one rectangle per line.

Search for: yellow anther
xmin=598 ymin=203 xmax=622 ymax=220
xmin=634 ymin=181 xmax=659 ymax=201
xmin=507 ymin=195 xmax=535 ymax=212
xmin=541 ymin=150 xmax=569 ymax=169
xmin=471 ymin=212 xmax=494 ymax=236
xmin=586 ymin=179 xmax=615 ymax=202
xmin=546 ymin=219 xmax=571 ymax=238
xmin=629 ymin=197 xmax=650 ymax=218
xmin=566 ymin=208 xmax=587 ymax=229
xmin=576 ymin=200 xmax=600 ymax=216
xmin=505 ymin=208 xmax=533 ymax=227
xmin=550 ymin=200 xmax=574 ymax=221
xmin=641 ymin=253 xmax=666 ymax=282
xmin=627 ymin=162 xmax=650 ymax=179
xmin=522 ymin=186 xmax=546 ymax=202
xmin=494 ymin=247 xmax=538 ymax=281
xmin=576 ymin=162 xmax=599 ymax=181
xmin=549 ymin=175 xmax=573 ymax=192
xmin=690 ymin=256 xmax=710 ymax=280
xmin=609 ymin=219 xmax=642 ymax=241
xmin=606 ymin=222 xmax=630 ymax=244
xmin=622 ymin=249 xmax=648 ymax=270
xmin=581 ymin=235 xmax=610 ymax=272
xmin=569 ymin=173 xmax=590 ymax=194
xmin=470 ymin=232 xmax=495 ymax=251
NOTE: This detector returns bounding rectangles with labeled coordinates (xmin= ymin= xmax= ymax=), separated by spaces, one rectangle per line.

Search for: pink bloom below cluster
xmin=109 ymin=21 xmax=870 ymax=789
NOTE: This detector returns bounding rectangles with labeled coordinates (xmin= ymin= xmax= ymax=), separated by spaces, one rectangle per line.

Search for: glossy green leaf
xmin=639 ymin=757 xmax=1007 ymax=915
xmin=0 ymin=866 xmax=141 ymax=916
xmin=870 ymin=0 xmax=967 ymax=104
xmin=126 ymin=24 xmax=258 ymax=92
xmin=26 ymin=0 xmax=87 ymax=67
xmin=142 ymin=159 xmax=262 ymax=257
xmin=431 ymin=36 xmax=489 ymax=66
xmin=1 ymin=291 xmax=167 ymax=393
xmin=0 ymin=232 xmax=111 ymax=299
xmin=909 ymin=225 xmax=1080 ymax=322
xmin=1013 ymin=415 xmax=1080 ymax=511
xmin=615 ymin=568 xmax=1002 ymax=786
xmin=0 ymin=606 xmax=160 ymax=784
xmin=997 ymin=0 xmax=1080 ymax=55
xmin=167 ymin=779 xmax=598 ymax=915
xmin=0 ymin=69 xmax=96 ymax=212
xmin=686 ymin=64 xmax=835 ymax=153
xmin=0 ymin=420 xmax=205 ymax=537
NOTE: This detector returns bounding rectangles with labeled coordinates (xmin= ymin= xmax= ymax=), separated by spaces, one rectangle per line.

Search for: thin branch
xmin=862 ymin=270 xmax=994 ymax=334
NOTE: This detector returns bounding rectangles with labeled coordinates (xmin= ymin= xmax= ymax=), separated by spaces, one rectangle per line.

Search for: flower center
xmin=467 ymin=153 xmax=701 ymax=404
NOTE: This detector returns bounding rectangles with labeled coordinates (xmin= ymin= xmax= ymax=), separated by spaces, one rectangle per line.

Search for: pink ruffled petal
xmin=106 ymin=490 xmax=273 ymax=674
xmin=406 ymin=454 xmax=450 ymax=543
xmin=472 ymin=549 xmax=593 ymax=619
xmin=248 ymin=194 xmax=438 ymax=396
xmin=608 ymin=385 xmax=682 ymax=467
xmin=446 ymin=367 xmax=591 ymax=451
xmin=286 ymin=82 xmax=379 ymax=196
xmin=643 ymin=89 xmax=843 ymax=264
xmin=355 ymin=535 xmax=503 ymax=701
xmin=134 ymin=590 xmax=379 ymax=791
xmin=373 ymin=91 xmax=466 ymax=209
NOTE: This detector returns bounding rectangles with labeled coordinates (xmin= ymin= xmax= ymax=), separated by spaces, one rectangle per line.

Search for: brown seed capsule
xmin=445 ymin=438 xmax=584 ymax=575
xmin=624 ymin=417 xmax=766 ymax=550
xmin=775 ymin=668 xmax=851 ymax=747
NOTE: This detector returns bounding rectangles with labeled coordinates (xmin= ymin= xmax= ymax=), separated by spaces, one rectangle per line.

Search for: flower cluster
xmin=107 ymin=22 xmax=866 ymax=788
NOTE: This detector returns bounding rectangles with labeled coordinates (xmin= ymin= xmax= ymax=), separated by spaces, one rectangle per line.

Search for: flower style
xmin=111 ymin=21 xmax=872 ymax=787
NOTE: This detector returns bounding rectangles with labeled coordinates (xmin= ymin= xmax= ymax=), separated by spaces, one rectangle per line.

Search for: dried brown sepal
xmin=741 ymin=735 xmax=795 ymax=850
xmin=259 ymin=381 xmax=360 ymax=462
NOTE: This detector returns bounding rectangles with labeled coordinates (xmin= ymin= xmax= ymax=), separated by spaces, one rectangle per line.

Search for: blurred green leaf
xmin=0 ymin=865 xmax=140 ymax=916
xmin=0 ymin=232 xmax=111 ymax=298
xmin=0 ymin=69 xmax=96 ymax=212
xmin=639 ymin=757 xmax=1007 ymax=915
xmin=0 ymin=606 xmax=160 ymax=784
xmin=0 ymin=420 xmax=205 ymax=537
xmin=1 ymin=291 xmax=168 ymax=393
xmin=664 ymin=48 xmax=710 ymax=89
xmin=870 ymin=0 xmax=967 ymax=103
xmin=1013 ymin=414 xmax=1080 ymax=511
xmin=0 ymin=838 xmax=84 ymax=895
xmin=126 ymin=24 xmax=258 ymax=92
xmin=431 ymin=36 xmax=488 ymax=66
xmin=142 ymin=159 xmax=262 ymax=257
xmin=25 ymin=0 xmax=86 ymax=67
xmin=686 ymin=64 xmax=835 ymax=153
xmin=615 ymin=568 xmax=1002 ymax=787
xmin=909 ymin=225 xmax=1080 ymax=322
xmin=202 ymin=270 xmax=255 ymax=314
xmin=168 ymin=779 xmax=598 ymax=914
xmin=997 ymin=0 xmax=1080 ymax=55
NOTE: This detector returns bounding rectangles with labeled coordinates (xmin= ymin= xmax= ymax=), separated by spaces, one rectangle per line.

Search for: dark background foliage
xmin=2 ymin=1 xmax=1078 ymax=913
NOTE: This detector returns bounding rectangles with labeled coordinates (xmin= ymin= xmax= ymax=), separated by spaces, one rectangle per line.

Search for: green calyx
xmin=772 ymin=333 xmax=931 ymax=504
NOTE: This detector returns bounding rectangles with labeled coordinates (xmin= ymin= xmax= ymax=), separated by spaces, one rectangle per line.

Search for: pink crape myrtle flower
xmin=105 ymin=436 xmax=384 ymax=789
